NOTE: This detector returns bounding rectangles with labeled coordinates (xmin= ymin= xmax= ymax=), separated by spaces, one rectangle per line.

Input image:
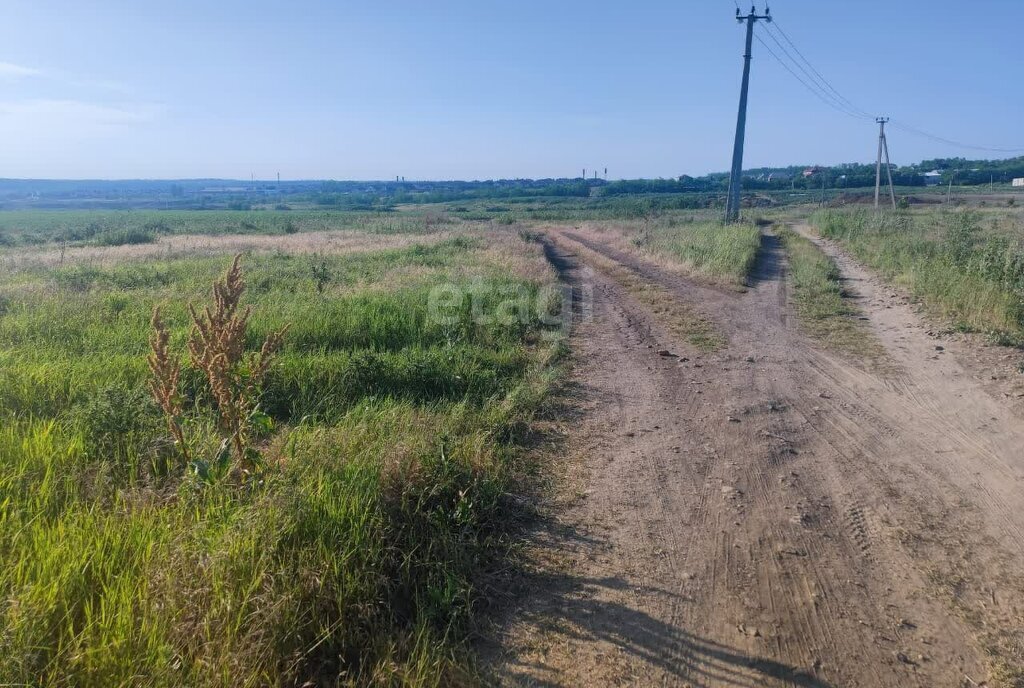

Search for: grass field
xmin=0 ymin=215 xmax=566 ymax=686
xmin=812 ymin=207 xmax=1024 ymax=345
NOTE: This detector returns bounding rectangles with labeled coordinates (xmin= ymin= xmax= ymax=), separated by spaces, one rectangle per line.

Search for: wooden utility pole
xmin=874 ymin=117 xmax=897 ymax=210
xmin=725 ymin=4 xmax=772 ymax=223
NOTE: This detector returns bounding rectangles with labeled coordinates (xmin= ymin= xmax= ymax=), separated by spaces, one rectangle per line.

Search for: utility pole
xmin=874 ymin=117 xmax=897 ymax=210
xmin=725 ymin=4 xmax=772 ymax=223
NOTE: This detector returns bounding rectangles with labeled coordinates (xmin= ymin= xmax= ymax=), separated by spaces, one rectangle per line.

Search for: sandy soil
xmin=486 ymin=223 xmax=1024 ymax=687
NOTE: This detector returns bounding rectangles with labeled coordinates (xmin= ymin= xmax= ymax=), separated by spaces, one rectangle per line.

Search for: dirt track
xmin=489 ymin=223 xmax=1024 ymax=687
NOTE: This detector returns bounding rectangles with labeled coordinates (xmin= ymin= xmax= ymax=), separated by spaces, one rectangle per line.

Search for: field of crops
xmin=0 ymin=213 xmax=567 ymax=686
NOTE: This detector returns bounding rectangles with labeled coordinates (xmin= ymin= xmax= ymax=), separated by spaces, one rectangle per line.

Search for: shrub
xmin=73 ymin=383 xmax=162 ymax=461
xmin=93 ymin=228 xmax=158 ymax=246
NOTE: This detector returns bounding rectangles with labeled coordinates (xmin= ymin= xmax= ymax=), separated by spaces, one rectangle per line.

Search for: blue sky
xmin=1 ymin=0 xmax=1021 ymax=180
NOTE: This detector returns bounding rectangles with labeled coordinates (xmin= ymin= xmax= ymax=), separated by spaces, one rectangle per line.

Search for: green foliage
xmin=94 ymin=227 xmax=158 ymax=246
xmin=0 ymin=227 xmax=564 ymax=685
xmin=779 ymin=229 xmax=876 ymax=355
xmin=630 ymin=218 xmax=762 ymax=285
xmin=813 ymin=208 xmax=1024 ymax=343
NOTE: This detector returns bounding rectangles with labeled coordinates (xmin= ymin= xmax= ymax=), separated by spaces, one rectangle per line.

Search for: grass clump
xmin=93 ymin=227 xmax=159 ymax=246
xmin=630 ymin=218 xmax=762 ymax=286
xmin=0 ymin=228 xmax=564 ymax=685
xmin=779 ymin=228 xmax=878 ymax=356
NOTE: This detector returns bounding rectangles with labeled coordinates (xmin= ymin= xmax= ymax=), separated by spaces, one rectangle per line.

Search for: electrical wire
xmin=732 ymin=4 xmax=1024 ymax=154
xmin=887 ymin=121 xmax=1024 ymax=154
xmin=757 ymin=24 xmax=872 ymax=121
xmin=753 ymin=28 xmax=868 ymax=121
xmin=766 ymin=19 xmax=876 ymax=120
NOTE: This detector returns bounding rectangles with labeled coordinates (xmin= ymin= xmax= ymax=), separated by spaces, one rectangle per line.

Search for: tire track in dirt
xmin=489 ymin=224 xmax=1024 ymax=687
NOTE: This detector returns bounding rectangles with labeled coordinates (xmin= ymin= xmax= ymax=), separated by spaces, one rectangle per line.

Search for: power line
xmin=753 ymin=28 xmax=867 ymax=121
xmin=767 ymin=19 xmax=875 ymax=120
xmin=721 ymin=4 xmax=1024 ymax=166
xmin=888 ymin=121 xmax=1024 ymax=154
xmin=756 ymin=25 xmax=871 ymax=121
xmin=757 ymin=15 xmax=1019 ymax=155
xmin=756 ymin=18 xmax=1024 ymax=155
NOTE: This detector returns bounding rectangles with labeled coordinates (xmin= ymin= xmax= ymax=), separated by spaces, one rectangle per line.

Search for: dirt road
xmin=489 ymin=223 xmax=1024 ymax=687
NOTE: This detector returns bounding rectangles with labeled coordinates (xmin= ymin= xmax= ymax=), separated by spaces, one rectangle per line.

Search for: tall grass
xmin=0 ymin=230 xmax=564 ymax=685
xmin=629 ymin=219 xmax=762 ymax=285
xmin=812 ymin=208 xmax=1024 ymax=343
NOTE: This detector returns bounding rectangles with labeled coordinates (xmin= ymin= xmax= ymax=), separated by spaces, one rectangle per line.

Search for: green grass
xmin=0 ymin=227 xmax=564 ymax=686
xmin=627 ymin=218 xmax=762 ymax=286
xmin=812 ymin=208 xmax=1024 ymax=344
xmin=779 ymin=228 xmax=878 ymax=356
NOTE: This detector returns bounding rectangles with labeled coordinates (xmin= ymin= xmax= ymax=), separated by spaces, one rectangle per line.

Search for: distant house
xmin=923 ymin=170 xmax=944 ymax=187
xmin=1013 ymin=178 xmax=1024 ymax=188
xmin=802 ymin=166 xmax=823 ymax=178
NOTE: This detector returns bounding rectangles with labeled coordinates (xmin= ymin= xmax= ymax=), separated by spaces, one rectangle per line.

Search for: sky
xmin=1 ymin=0 xmax=1022 ymax=180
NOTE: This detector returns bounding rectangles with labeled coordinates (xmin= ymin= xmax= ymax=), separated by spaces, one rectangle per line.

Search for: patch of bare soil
xmin=485 ymin=224 xmax=1024 ymax=687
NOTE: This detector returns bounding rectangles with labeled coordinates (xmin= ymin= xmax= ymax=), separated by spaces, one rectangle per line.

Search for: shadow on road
xmin=748 ymin=232 xmax=786 ymax=287
xmin=492 ymin=550 xmax=833 ymax=688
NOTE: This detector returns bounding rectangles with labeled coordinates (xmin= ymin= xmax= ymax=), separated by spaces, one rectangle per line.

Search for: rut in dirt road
xmin=491 ymin=226 xmax=1024 ymax=688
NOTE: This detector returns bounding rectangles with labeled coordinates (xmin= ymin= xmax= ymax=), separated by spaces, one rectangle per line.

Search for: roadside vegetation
xmin=627 ymin=217 xmax=762 ymax=286
xmin=778 ymin=228 xmax=879 ymax=356
xmin=812 ymin=208 xmax=1024 ymax=345
xmin=0 ymin=224 xmax=565 ymax=686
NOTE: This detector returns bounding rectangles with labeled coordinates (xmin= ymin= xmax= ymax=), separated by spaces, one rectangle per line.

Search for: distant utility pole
xmin=874 ymin=117 xmax=897 ymax=210
xmin=725 ymin=4 xmax=772 ymax=223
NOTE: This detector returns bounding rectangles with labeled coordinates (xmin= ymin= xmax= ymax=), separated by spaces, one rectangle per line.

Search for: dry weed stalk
xmin=148 ymin=308 xmax=188 ymax=460
xmin=148 ymin=254 xmax=288 ymax=472
xmin=188 ymin=254 xmax=288 ymax=469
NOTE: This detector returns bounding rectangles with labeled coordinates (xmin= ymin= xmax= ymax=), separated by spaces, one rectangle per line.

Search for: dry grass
xmin=0 ymin=229 xmax=459 ymax=272
xmin=184 ymin=255 xmax=288 ymax=470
